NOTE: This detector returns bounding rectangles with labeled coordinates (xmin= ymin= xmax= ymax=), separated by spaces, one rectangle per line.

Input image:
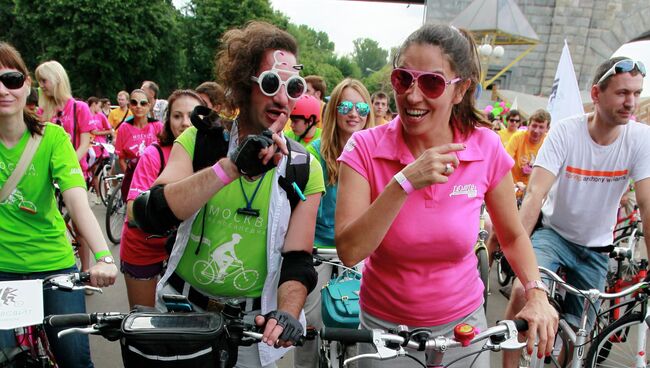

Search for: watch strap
xmin=524 ymin=280 xmax=549 ymax=294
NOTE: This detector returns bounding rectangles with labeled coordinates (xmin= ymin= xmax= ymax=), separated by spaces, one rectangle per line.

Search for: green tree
xmin=181 ymin=0 xmax=289 ymax=88
xmin=352 ymin=38 xmax=388 ymax=77
xmin=10 ymin=0 xmax=183 ymax=99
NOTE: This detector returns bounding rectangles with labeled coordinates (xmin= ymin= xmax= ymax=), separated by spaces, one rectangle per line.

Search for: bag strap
xmin=278 ymin=137 xmax=310 ymax=210
xmin=153 ymin=143 xmax=166 ymax=176
xmin=0 ymin=127 xmax=45 ymax=202
xmin=72 ymin=102 xmax=78 ymax=149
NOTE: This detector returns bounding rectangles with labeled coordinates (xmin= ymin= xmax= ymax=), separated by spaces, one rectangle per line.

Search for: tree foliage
xmin=1 ymin=0 xmax=388 ymax=101
xmin=352 ymin=38 xmax=389 ymax=77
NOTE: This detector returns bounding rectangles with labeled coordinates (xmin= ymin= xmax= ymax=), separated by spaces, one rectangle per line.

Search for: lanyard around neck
xmin=236 ymin=172 xmax=267 ymax=217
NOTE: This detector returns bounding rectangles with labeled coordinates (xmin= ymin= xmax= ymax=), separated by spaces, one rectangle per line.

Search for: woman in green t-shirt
xmin=0 ymin=42 xmax=118 ymax=368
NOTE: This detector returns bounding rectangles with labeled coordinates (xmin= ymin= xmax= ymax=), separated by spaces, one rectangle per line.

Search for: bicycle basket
xmin=120 ymin=312 xmax=232 ymax=368
xmin=321 ymin=271 xmax=361 ymax=329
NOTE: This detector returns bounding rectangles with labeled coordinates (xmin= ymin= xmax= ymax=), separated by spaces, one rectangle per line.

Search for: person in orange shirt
xmin=505 ymin=109 xmax=550 ymax=190
xmin=498 ymin=109 xmax=521 ymax=146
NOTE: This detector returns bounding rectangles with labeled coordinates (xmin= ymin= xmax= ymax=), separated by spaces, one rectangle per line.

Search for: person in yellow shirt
xmin=505 ymin=109 xmax=551 ymax=189
xmin=371 ymin=91 xmax=391 ymax=125
xmin=498 ymin=109 xmax=521 ymax=146
xmin=108 ymin=90 xmax=132 ymax=129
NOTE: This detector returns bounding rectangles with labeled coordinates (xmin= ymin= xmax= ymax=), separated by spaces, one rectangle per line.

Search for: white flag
xmin=547 ymin=40 xmax=584 ymax=126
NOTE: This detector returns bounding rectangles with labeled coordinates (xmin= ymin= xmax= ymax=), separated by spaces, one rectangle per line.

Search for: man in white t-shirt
xmin=501 ymin=57 xmax=649 ymax=368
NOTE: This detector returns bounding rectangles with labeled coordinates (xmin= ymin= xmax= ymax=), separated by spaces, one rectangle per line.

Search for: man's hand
xmin=230 ymin=114 xmax=290 ymax=177
xmin=254 ymin=310 xmax=303 ymax=348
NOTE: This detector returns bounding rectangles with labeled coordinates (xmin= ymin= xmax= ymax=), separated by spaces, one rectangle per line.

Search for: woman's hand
xmin=401 ymin=143 xmax=465 ymax=189
xmin=516 ymin=290 xmax=559 ymax=358
xmin=87 ymin=262 xmax=118 ymax=288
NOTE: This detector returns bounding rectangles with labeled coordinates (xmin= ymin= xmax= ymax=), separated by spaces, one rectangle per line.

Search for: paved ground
xmin=86 ymin=202 xmax=510 ymax=368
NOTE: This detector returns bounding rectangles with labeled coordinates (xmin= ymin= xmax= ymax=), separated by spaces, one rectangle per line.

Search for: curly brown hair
xmin=215 ymin=21 xmax=298 ymax=125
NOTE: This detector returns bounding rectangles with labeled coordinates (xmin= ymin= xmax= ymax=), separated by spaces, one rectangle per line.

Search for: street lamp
xmin=477 ymin=36 xmax=504 ymax=88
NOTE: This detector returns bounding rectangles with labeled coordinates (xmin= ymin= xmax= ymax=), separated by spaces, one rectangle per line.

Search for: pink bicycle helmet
xmin=290 ymin=94 xmax=321 ymax=121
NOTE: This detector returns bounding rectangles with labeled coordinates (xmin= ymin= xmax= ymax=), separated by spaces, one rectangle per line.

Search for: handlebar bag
xmin=120 ymin=312 xmax=231 ymax=368
xmin=321 ymin=271 xmax=361 ymax=328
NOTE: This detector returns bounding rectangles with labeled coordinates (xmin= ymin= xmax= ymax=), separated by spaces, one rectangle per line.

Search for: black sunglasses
xmin=0 ymin=71 xmax=26 ymax=90
xmin=130 ymin=99 xmax=149 ymax=107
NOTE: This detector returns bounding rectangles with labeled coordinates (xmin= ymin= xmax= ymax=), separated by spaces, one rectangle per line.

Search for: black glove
xmin=230 ymin=129 xmax=277 ymax=177
xmin=263 ymin=310 xmax=304 ymax=345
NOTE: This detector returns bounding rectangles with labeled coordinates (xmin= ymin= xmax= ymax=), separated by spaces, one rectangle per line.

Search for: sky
xmin=268 ymin=0 xmax=426 ymax=56
xmin=613 ymin=40 xmax=650 ymax=97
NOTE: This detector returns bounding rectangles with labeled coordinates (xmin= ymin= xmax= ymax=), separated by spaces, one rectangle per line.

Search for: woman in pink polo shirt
xmin=114 ymin=89 xmax=163 ymax=199
xmin=119 ymin=90 xmax=203 ymax=309
xmin=336 ymin=24 xmax=558 ymax=367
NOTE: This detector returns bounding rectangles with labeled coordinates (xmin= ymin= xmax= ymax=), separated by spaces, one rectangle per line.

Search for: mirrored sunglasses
xmin=0 ymin=71 xmax=26 ymax=90
xmin=337 ymin=101 xmax=370 ymax=117
xmin=130 ymin=99 xmax=149 ymax=107
xmin=597 ymin=59 xmax=646 ymax=85
xmin=251 ymin=70 xmax=306 ymax=100
xmin=391 ymin=68 xmax=461 ymax=99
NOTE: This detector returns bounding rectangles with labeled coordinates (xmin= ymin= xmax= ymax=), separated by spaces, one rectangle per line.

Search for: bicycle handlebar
xmin=539 ymin=266 xmax=648 ymax=299
xmin=320 ymin=319 xmax=528 ymax=366
xmin=46 ymin=313 xmax=95 ymax=328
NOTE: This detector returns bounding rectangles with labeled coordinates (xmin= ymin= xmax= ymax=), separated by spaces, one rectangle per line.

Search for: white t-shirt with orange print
xmin=536 ymin=115 xmax=650 ymax=247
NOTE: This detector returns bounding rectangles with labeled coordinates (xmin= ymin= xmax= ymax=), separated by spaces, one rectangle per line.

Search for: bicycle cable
xmin=444 ymin=346 xmax=489 ymax=367
xmin=403 ymin=353 xmax=427 ymax=368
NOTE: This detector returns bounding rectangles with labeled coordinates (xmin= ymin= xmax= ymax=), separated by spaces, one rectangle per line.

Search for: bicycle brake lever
xmin=496 ymin=320 xmax=527 ymax=351
xmin=343 ymin=330 xmax=403 ymax=366
xmin=72 ymin=285 xmax=103 ymax=294
xmin=57 ymin=326 xmax=98 ymax=338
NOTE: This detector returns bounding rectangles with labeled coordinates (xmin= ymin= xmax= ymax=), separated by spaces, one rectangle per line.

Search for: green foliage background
xmin=1 ymin=0 xmax=393 ymax=101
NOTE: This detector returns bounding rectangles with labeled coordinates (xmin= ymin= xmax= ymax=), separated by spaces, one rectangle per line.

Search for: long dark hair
xmin=394 ymin=24 xmax=490 ymax=136
xmin=0 ymin=42 xmax=43 ymax=136
xmin=158 ymin=89 xmax=205 ymax=146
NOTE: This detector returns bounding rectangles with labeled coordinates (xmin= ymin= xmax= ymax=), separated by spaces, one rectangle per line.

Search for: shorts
xmin=120 ymin=260 xmax=165 ymax=280
xmin=532 ymin=227 xmax=608 ymax=328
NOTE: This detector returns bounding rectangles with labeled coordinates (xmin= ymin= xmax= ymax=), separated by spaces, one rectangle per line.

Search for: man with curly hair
xmin=148 ymin=21 xmax=325 ymax=367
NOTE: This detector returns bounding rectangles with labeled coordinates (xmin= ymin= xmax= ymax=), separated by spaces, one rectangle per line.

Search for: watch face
xmin=101 ymin=256 xmax=115 ymax=264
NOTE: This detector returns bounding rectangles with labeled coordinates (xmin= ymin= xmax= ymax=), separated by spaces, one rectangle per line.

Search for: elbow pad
xmin=279 ymin=251 xmax=317 ymax=293
xmin=133 ymin=184 xmax=182 ymax=235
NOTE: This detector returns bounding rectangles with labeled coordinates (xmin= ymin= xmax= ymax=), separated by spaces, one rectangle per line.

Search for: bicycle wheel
xmin=192 ymin=260 xmax=215 ymax=285
xmin=496 ymin=254 xmax=513 ymax=287
xmin=233 ymin=270 xmax=259 ymax=291
xmin=98 ymin=165 xmax=111 ymax=206
xmin=476 ymin=245 xmax=489 ymax=309
xmin=585 ymin=311 xmax=648 ymax=367
xmin=105 ymin=186 xmax=125 ymax=244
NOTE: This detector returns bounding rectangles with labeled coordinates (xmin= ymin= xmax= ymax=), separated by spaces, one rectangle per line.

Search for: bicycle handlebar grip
xmin=77 ymin=272 xmax=91 ymax=283
xmin=45 ymin=313 xmax=94 ymax=327
xmin=513 ymin=319 xmax=529 ymax=333
xmin=320 ymin=327 xmax=374 ymax=344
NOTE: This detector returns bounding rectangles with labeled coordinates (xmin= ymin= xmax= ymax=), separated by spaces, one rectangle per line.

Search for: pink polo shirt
xmin=338 ymin=117 xmax=513 ymax=326
xmin=120 ymin=144 xmax=170 ymax=265
xmin=114 ymin=119 xmax=163 ymax=161
xmin=89 ymin=112 xmax=112 ymax=144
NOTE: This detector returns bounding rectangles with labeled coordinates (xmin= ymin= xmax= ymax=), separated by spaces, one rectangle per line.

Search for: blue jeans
xmin=532 ymin=228 xmax=609 ymax=328
xmin=0 ymin=267 xmax=93 ymax=368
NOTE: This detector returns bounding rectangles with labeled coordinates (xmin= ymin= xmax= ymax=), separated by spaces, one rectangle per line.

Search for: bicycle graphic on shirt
xmin=191 ymin=233 xmax=260 ymax=291
xmin=0 ymin=188 xmax=37 ymax=214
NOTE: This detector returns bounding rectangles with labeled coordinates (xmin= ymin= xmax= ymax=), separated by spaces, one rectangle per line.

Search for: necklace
xmin=236 ymin=172 xmax=267 ymax=217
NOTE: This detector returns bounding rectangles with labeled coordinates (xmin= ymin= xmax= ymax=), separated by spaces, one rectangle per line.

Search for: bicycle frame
xmin=538 ymin=266 xmax=649 ymax=368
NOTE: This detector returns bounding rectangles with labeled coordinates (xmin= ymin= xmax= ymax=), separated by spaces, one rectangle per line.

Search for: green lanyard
xmin=236 ymin=172 xmax=267 ymax=217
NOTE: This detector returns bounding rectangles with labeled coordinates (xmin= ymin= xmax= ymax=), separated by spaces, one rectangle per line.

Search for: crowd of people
xmin=0 ymin=17 xmax=647 ymax=368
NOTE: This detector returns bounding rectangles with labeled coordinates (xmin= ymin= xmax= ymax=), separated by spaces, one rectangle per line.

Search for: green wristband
xmin=94 ymin=249 xmax=112 ymax=261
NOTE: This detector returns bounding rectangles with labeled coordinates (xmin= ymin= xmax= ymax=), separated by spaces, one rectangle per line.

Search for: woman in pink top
xmin=120 ymin=90 xmax=203 ymax=309
xmin=35 ymin=60 xmax=96 ymax=274
xmin=114 ymin=89 xmax=163 ymax=198
xmin=35 ymin=61 xmax=94 ymax=178
xmin=336 ymin=24 xmax=558 ymax=367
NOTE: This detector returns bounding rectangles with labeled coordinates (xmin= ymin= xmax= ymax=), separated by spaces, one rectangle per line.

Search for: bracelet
xmin=94 ymin=249 xmax=112 ymax=261
xmin=393 ymin=171 xmax=415 ymax=195
xmin=212 ymin=161 xmax=234 ymax=186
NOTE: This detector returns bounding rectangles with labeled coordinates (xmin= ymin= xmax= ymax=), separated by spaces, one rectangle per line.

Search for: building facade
xmin=425 ymin=0 xmax=650 ymax=95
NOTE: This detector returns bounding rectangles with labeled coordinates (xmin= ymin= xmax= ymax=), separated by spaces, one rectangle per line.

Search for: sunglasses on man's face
xmin=130 ymin=99 xmax=149 ymax=107
xmin=337 ymin=101 xmax=370 ymax=117
xmin=391 ymin=68 xmax=461 ymax=99
xmin=508 ymin=118 xmax=521 ymax=123
xmin=597 ymin=59 xmax=647 ymax=85
xmin=0 ymin=71 xmax=26 ymax=90
xmin=251 ymin=70 xmax=306 ymax=100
